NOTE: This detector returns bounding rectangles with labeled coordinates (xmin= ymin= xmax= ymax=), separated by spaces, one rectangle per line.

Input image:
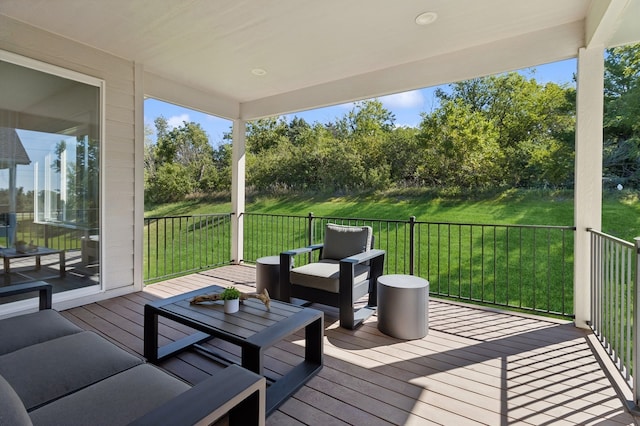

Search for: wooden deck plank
xmin=58 ymin=265 xmax=637 ymax=425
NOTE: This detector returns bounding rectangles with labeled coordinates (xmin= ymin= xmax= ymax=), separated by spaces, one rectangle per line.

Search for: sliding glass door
xmin=0 ymin=51 xmax=102 ymax=296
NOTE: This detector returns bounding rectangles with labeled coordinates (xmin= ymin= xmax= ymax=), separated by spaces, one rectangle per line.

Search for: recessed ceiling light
xmin=415 ymin=11 xmax=438 ymax=26
xmin=251 ymin=68 xmax=267 ymax=76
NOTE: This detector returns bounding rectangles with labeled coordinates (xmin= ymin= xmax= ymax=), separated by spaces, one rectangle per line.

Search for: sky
xmin=144 ymin=58 xmax=578 ymax=148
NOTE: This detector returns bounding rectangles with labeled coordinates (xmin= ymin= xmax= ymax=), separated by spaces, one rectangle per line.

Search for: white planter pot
xmin=224 ymin=298 xmax=239 ymax=313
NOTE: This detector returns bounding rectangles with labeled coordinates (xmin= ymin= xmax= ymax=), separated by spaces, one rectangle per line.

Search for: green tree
xmin=52 ymin=136 xmax=100 ymax=227
xmin=211 ymin=142 xmax=232 ymax=191
xmin=286 ymin=116 xmax=313 ymax=146
xmin=151 ymin=117 xmax=216 ymax=197
xmin=146 ymin=163 xmax=193 ymax=203
xmin=144 ymin=123 xmax=157 ymax=189
xmin=422 ymin=73 xmax=575 ymax=188
xmin=338 ymin=100 xmax=395 ymax=139
xmin=246 ymin=117 xmax=289 ymax=154
xmin=418 ymin=100 xmax=503 ymax=188
xmin=603 ymin=43 xmax=640 ymax=186
xmin=338 ymin=100 xmax=395 ymax=188
xmin=382 ymin=126 xmax=422 ymax=185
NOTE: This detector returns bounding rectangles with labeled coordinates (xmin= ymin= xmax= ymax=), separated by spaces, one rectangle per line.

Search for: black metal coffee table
xmin=144 ymin=285 xmax=323 ymax=415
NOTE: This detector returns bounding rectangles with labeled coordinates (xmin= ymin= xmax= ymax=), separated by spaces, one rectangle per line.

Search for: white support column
xmin=231 ymin=120 xmax=246 ymax=264
xmin=133 ymin=62 xmax=145 ymax=290
xmin=574 ymin=46 xmax=604 ymax=329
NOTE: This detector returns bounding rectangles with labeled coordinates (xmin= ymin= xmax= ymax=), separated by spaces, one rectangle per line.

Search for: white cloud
xmin=380 ymin=90 xmax=424 ymax=109
xmin=167 ymin=114 xmax=190 ymax=129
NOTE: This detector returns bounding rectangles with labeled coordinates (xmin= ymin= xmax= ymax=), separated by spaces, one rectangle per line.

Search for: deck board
xmin=60 ymin=264 xmax=637 ymax=425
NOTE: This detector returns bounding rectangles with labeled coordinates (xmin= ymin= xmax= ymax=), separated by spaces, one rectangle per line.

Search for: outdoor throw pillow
xmin=321 ymin=223 xmax=372 ymax=260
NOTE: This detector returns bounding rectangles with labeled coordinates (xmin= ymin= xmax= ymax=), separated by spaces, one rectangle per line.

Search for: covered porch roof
xmin=2 ymin=0 xmax=639 ymax=120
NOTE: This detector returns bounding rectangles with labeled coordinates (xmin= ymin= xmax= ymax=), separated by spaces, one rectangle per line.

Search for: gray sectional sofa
xmin=0 ymin=281 xmax=266 ymax=426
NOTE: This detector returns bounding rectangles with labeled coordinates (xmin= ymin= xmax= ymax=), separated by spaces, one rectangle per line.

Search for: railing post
xmin=307 ymin=212 xmax=315 ymax=246
xmin=409 ymin=216 xmax=416 ymax=275
xmin=634 ymin=237 xmax=640 ymax=410
xmin=308 ymin=212 xmax=315 ymax=264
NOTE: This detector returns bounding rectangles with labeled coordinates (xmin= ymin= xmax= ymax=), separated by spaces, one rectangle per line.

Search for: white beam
xmin=240 ymin=21 xmax=584 ymax=120
xmin=574 ymin=46 xmax=604 ymax=329
xmin=608 ymin=0 xmax=640 ymax=47
xmin=144 ymin=71 xmax=240 ymax=120
xmin=585 ymin=0 xmax=631 ymax=49
xmin=231 ymin=120 xmax=246 ymax=264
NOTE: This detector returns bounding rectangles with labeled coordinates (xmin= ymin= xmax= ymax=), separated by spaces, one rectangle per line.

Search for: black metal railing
xmin=144 ymin=214 xmax=232 ymax=282
xmin=243 ymin=213 xmax=575 ymax=317
xmin=141 ymin=211 xmax=574 ymax=315
xmin=588 ymin=228 xmax=639 ymax=403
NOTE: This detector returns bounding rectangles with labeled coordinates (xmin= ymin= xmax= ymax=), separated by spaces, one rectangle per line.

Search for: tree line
xmin=144 ymin=44 xmax=640 ymax=203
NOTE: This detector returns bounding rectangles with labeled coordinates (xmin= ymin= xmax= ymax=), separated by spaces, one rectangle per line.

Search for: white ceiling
xmin=1 ymin=0 xmax=639 ymax=120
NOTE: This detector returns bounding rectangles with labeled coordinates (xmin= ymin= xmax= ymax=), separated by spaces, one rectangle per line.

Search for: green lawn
xmin=146 ymin=188 xmax=640 ymax=242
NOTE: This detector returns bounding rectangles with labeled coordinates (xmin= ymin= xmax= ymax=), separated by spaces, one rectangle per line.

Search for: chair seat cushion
xmin=0 ymin=331 xmax=143 ymax=410
xmin=0 ymin=309 xmax=83 ymax=356
xmin=290 ymin=260 xmax=370 ymax=293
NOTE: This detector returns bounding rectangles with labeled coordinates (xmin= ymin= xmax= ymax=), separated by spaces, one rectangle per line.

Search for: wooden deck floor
xmin=61 ymin=265 xmax=638 ymax=425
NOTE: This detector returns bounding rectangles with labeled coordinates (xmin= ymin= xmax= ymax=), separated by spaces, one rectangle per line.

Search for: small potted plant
xmin=220 ymin=286 xmax=241 ymax=313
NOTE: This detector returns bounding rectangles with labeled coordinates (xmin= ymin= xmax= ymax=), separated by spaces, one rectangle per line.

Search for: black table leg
xmin=144 ymin=305 xmax=159 ymax=362
xmin=242 ymin=345 xmax=264 ymax=376
xmin=305 ymin=316 xmax=323 ymax=365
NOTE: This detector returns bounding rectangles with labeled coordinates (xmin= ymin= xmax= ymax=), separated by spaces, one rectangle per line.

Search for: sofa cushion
xmin=0 ymin=331 xmax=143 ymax=410
xmin=0 ymin=373 xmax=32 ymax=426
xmin=0 ymin=309 xmax=83 ymax=356
xmin=321 ymin=224 xmax=372 ymax=260
xmin=290 ymin=259 xmax=370 ymax=293
xmin=29 ymin=364 xmax=190 ymax=426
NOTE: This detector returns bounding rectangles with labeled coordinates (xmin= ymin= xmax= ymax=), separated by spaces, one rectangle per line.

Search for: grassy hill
xmin=145 ymin=188 xmax=640 ymax=242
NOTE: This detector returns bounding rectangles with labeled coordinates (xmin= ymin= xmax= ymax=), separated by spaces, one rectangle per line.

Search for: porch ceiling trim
xmin=240 ymin=21 xmax=585 ymax=120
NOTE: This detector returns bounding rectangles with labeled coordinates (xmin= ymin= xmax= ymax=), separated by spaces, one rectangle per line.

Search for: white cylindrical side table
xmin=377 ymin=274 xmax=429 ymax=339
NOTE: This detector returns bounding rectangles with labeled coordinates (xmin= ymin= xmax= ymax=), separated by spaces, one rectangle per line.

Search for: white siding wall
xmin=0 ymin=15 xmax=139 ymax=307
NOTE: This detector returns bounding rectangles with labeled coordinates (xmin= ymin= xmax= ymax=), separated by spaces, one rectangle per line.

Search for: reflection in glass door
xmin=0 ymin=51 xmax=101 ymax=299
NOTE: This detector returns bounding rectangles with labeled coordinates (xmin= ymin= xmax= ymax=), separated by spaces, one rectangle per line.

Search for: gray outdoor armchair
xmin=279 ymin=223 xmax=385 ymax=329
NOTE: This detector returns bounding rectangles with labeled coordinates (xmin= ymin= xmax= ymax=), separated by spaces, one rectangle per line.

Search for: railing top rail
xmin=241 ymin=212 xmax=314 ymax=219
xmin=244 ymin=211 xmax=576 ymax=231
xmin=243 ymin=212 xmax=411 ymax=225
xmin=412 ymin=221 xmax=575 ymax=230
xmin=145 ymin=213 xmax=231 ymax=220
xmin=587 ymin=227 xmax=635 ymax=249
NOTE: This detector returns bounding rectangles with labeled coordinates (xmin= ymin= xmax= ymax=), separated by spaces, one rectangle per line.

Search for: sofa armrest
xmin=129 ymin=364 xmax=266 ymax=426
xmin=0 ymin=281 xmax=52 ymax=310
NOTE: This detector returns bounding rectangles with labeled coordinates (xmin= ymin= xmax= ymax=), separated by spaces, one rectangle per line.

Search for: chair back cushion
xmin=321 ymin=224 xmax=372 ymax=260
